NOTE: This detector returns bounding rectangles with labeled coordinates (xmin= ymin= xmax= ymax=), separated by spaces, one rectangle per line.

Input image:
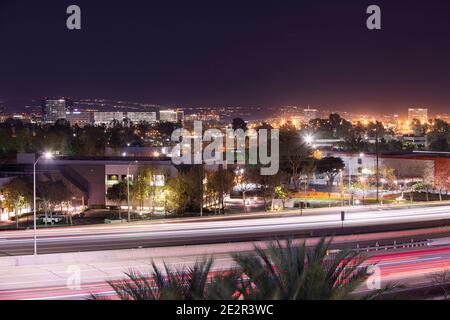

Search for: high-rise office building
xmin=66 ymin=110 xmax=95 ymax=127
xmin=126 ymin=112 xmax=157 ymax=124
xmin=42 ymin=98 xmax=71 ymax=124
xmin=176 ymin=110 xmax=185 ymax=124
xmin=303 ymin=107 xmax=318 ymax=123
xmin=159 ymin=109 xmax=184 ymax=123
xmin=93 ymin=112 xmax=124 ymax=125
xmin=408 ymin=108 xmax=428 ymax=124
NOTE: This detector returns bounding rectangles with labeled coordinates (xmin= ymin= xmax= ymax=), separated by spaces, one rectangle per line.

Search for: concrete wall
xmin=69 ymin=165 xmax=106 ymax=206
xmin=380 ymin=158 xmax=435 ymax=186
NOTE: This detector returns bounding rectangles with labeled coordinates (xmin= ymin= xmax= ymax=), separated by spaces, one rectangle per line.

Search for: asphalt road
xmin=1 ymin=242 xmax=450 ymax=300
xmin=1 ymin=204 xmax=450 ymax=256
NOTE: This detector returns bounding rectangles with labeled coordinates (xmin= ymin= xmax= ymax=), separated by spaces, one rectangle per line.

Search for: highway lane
xmin=1 ymin=205 xmax=450 ymax=256
xmin=1 ymin=244 xmax=450 ymax=300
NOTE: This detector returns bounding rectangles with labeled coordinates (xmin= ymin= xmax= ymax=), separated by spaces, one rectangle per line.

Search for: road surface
xmin=1 ymin=205 xmax=450 ymax=256
xmin=1 ymin=240 xmax=450 ymax=300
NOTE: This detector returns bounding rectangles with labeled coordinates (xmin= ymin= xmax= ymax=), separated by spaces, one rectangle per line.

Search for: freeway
xmin=1 ymin=241 xmax=450 ymax=300
xmin=1 ymin=205 xmax=450 ymax=256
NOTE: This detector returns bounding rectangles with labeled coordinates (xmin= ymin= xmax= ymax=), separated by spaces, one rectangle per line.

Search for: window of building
xmin=106 ymin=175 xmax=119 ymax=185
xmin=150 ymin=175 xmax=165 ymax=187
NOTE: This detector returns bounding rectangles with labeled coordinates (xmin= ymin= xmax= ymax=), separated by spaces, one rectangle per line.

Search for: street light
xmin=349 ymin=152 xmax=365 ymax=206
xmin=360 ymin=176 xmax=366 ymax=205
xmin=33 ymin=152 xmax=53 ymax=256
xmin=304 ymin=134 xmax=314 ymax=145
xmin=127 ymin=160 xmax=138 ymax=222
xmin=380 ymin=178 xmax=387 ymax=205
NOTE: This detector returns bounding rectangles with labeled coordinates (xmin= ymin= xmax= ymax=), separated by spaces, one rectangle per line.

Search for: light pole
xmin=380 ymin=178 xmax=386 ymax=205
xmin=348 ymin=153 xmax=364 ymax=206
xmin=372 ymin=129 xmax=380 ymax=203
xmin=127 ymin=160 xmax=138 ymax=223
xmin=33 ymin=152 xmax=53 ymax=256
xmin=360 ymin=177 xmax=366 ymax=205
xmin=199 ymin=165 xmax=204 ymax=217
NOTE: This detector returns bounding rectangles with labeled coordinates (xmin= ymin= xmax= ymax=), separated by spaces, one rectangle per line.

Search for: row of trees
xmin=0 ymin=177 xmax=74 ymax=227
xmin=0 ymin=118 xmax=181 ymax=159
xmin=305 ymin=114 xmax=449 ymax=152
xmin=1 ymin=114 xmax=447 ymax=161
xmin=106 ymin=165 xmax=236 ymax=216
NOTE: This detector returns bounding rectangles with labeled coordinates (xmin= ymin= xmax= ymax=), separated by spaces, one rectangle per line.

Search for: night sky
xmin=1 ymin=0 xmax=450 ymax=115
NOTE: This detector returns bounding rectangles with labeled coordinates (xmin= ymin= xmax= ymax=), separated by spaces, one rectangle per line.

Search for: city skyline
xmin=0 ymin=95 xmax=445 ymax=121
xmin=2 ymin=0 xmax=450 ymax=114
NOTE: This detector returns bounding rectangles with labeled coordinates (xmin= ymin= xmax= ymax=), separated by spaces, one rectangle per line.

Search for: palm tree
xmin=232 ymin=238 xmax=391 ymax=300
xmin=91 ymin=258 xmax=240 ymax=300
xmin=93 ymin=238 xmax=396 ymax=300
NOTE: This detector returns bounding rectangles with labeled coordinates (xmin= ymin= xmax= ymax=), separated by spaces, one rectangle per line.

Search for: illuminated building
xmin=159 ymin=109 xmax=184 ymax=123
xmin=408 ymin=108 xmax=428 ymax=124
xmin=42 ymin=98 xmax=72 ymax=124
xmin=94 ymin=111 xmax=124 ymax=125
xmin=303 ymin=107 xmax=318 ymax=123
xmin=66 ymin=110 xmax=95 ymax=127
xmin=126 ymin=112 xmax=157 ymax=124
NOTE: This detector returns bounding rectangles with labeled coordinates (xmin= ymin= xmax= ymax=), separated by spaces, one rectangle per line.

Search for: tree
xmin=427 ymin=269 xmax=450 ymax=300
xmin=39 ymin=120 xmax=73 ymax=155
xmin=234 ymin=167 xmax=254 ymax=205
xmin=1 ymin=177 xmax=32 ymax=228
xmin=427 ymin=119 xmax=450 ymax=151
xmin=97 ymin=238 xmax=395 ymax=300
xmin=0 ymin=119 xmax=34 ymax=154
xmin=248 ymin=166 xmax=287 ymax=212
xmin=307 ymin=114 xmax=353 ymax=140
xmin=35 ymin=180 xmax=74 ymax=224
xmin=412 ymin=182 xmax=430 ymax=202
xmin=175 ymin=165 xmax=206 ymax=213
xmin=346 ymin=182 xmax=364 ymax=206
xmin=316 ymin=157 xmax=345 ymax=196
xmin=435 ymin=163 xmax=450 ymax=201
xmin=233 ymin=238 xmax=394 ymax=300
xmin=367 ymin=121 xmax=386 ymax=139
xmin=232 ymin=118 xmax=248 ymax=131
xmin=49 ymin=181 xmax=74 ymax=224
xmin=379 ymin=166 xmax=397 ymax=203
xmin=154 ymin=122 xmax=181 ymax=139
xmin=165 ymin=174 xmax=194 ymax=215
xmin=279 ymin=122 xmax=311 ymax=188
xmin=286 ymin=144 xmax=311 ymax=190
xmin=274 ymin=185 xmax=289 ymax=211
xmin=38 ymin=180 xmax=57 ymax=226
xmin=78 ymin=125 xmax=107 ymax=155
xmin=341 ymin=122 xmax=367 ymax=151
xmin=107 ymin=181 xmax=128 ymax=219
xmin=205 ymin=168 xmax=235 ymax=214
xmin=131 ymin=168 xmax=151 ymax=213
xmin=411 ymin=119 xmax=429 ymax=137
xmin=300 ymin=158 xmax=316 ymax=202
xmin=92 ymin=258 xmax=239 ymax=300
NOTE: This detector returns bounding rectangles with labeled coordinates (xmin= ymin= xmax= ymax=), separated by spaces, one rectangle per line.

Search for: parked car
xmin=40 ymin=216 xmax=64 ymax=224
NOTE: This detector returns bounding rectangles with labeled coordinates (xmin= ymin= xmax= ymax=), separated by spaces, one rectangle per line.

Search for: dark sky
xmin=1 ymin=0 xmax=450 ymax=115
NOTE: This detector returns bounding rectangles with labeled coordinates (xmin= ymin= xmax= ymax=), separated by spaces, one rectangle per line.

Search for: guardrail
xmin=327 ymin=239 xmax=431 ymax=255
xmin=355 ymin=240 xmax=430 ymax=252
